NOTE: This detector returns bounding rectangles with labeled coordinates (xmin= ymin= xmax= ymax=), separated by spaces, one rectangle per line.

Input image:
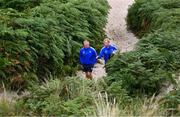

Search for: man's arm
xmin=112 ymin=45 xmax=118 ymax=54
xmin=98 ymin=48 xmax=104 ymax=59
xmin=91 ymin=47 xmax=97 ymax=64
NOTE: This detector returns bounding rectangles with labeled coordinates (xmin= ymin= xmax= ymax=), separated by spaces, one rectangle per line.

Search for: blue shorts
xmin=82 ymin=64 xmax=94 ymax=72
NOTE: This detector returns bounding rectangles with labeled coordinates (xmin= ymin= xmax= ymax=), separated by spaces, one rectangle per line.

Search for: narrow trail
xmin=77 ymin=0 xmax=138 ymax=80
xmin=106 ymin=0 xmax=138 ymax=53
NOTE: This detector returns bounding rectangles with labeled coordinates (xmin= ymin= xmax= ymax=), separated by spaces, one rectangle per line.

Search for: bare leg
xmin=85 ymin=72 xmax=92 ymax=80
xmin=85 ymin=72 xmax=89 ymax=79
xmin=88 ymin=72 xmax=93 ymax=80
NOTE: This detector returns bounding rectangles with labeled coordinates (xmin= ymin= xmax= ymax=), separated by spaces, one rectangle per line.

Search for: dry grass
xmin=0 ymin=84 xmax=15 ymax=115
xmin=92 ymin=92 xmax=167 ymax=117
xmin=94 ymin=92 xmax=119 ymax=117
xmin=139 ymin=95 xmax=166 ymax=116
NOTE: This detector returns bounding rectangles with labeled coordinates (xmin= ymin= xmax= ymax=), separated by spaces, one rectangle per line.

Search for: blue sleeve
xmin=79 ymin=49 xmax=84 ymax=64
xmin=92 ymin=48 xmax=97 ymax=64
xmin=98 ymin=48 xmax=104 ymax=59
xmin=112 ymin=45 xmax=118 ymax=50
xmin=112 ymin=45 xmax=118 ymax=53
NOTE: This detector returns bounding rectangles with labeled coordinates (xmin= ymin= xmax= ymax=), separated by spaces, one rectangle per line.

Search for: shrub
xmin=127 ymin=0 xmax=180 ymax=36
xmin=106 ymin=0 xmax=180 ymax=96
xmin=16 ymin=77 xmax=105 ymax=116
xmin=0 ymin=0 xmax=42 ymax=11
xmin=0 ymin=78 xmax=170 ymax=116
xmin=0 ymin=0 xmax=109 ymax=88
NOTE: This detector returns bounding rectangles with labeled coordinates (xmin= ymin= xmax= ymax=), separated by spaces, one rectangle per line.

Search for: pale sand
xmin=106 ymin=0 xmax=138 ymax=52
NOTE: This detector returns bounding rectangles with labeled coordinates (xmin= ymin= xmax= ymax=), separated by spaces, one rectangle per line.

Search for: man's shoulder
xmin=80 ymin=47 xmax=85 ymax=51
xmin=110 ymin=44 xmax=117 ymax=49
xmin=101 ymin=47 xmax=106 ymax=51
xmin=90 ymin=47 xmax=96 ymax=51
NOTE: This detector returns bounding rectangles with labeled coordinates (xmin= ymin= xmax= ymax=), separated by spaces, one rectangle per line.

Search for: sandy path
xmin=77 ymin=0 xmax=138 ymax=80
xmin=106 ymin=0 xmax=138 ymax=52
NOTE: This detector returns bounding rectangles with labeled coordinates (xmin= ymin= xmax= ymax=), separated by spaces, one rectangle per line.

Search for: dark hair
xmin=83 ymin=40 xmax=89 ymax=44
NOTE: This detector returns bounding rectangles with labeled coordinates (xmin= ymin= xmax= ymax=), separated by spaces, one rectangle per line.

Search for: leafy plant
xmin=16 ymin=77 xmax=105 ymax=116
xmin=0 ymin=0 xmax=109 ymax=88
xmin=106 ymin=0 xmax=180 ymax=97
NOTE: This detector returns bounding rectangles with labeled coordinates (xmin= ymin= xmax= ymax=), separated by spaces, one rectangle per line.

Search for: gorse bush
xmin=106 ymin=0 xmax=180 ymax=96
xmin=0 ymin=0 xmax=109 ymax=88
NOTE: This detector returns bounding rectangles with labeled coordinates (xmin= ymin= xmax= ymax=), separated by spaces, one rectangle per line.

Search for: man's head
xmin=103 ymin=38 xmax=110 ymax=47
xmin=83 ymin=40 xmax=90 ymax=48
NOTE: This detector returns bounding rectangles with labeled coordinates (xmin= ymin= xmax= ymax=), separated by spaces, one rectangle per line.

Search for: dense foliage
xmin=127 ymin=0 xmax=180 ymax=37
xmin=0 ymin=0 xmax=109 ymax=88
xmin=18 ymin=77 xmax=100 ymax=116
xmin=106 ymin=0 xmax=180 ymax=96
xmin=0 ymin=77 xmax=107 ymax=116
xmin=0 ymin=0 xmax=179 ymax=116
xmin=0 ymin=77 xmax=177 ymax=116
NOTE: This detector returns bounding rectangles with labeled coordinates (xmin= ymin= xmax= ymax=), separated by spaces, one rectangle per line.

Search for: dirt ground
xmin=77 ymin=0 xmax=138 ymax=80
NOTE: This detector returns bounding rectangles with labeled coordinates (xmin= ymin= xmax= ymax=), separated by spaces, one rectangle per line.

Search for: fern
xmin=106 ymin=0 xmax=180 ymax=96
xmin=0 ymin=0 xmax=109 ymax=88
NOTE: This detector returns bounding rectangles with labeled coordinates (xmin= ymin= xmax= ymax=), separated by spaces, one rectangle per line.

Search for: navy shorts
xmin=82 ymin=64 xmax=94 ymax=72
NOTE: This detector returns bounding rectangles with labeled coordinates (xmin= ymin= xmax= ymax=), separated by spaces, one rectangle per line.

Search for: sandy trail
xmin=106 ymin=0 xmax=138 ymax=52
xmin=77 ymin=0 xmax=138 ymax=80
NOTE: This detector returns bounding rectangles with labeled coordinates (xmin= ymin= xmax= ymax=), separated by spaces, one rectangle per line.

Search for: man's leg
xmin=85 ymin=72 xmax=89 ymax=79
xmin=88 ymin=65 xmax=93 ymax=80
xmin=83 ymin=65 xmax=89 ymax=79
xmin=86 ymin=72 xmax=92 ymax=80
xmin=88 ymin=72 xmax=93 ymax=80
xmin=84 ymin=65 xmax=93 ymax=80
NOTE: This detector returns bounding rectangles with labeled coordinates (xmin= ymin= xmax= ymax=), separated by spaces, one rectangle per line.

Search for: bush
xmin=127 ymin=0 xmax=180 ymax=37
xmin=106 ymin=0 xmax=180 ymax=96
xmin=0 ymin=0 xmax=42 ymax=11
xmin=15 ymin=77 xmax=106 ymax=116
xmin=0 ymin=77 xmax=172 ymax=116
xmin=0 ymin=0 xmax=109 ymax=88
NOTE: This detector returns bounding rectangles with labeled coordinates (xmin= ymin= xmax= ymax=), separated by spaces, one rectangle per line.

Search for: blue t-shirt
xmin=98 ymin=44 xmax=117 ymax=63
xmin=80 ymin=47 xmax=97 ymax=65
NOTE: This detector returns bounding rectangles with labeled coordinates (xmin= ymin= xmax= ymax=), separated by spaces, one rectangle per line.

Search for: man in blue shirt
xmin=80 ymin=40 xmax=97 ymax=79
xmin=97 ymin=38 xmax=117 ymax=63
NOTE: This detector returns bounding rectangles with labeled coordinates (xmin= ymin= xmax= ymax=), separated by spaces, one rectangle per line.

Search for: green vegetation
xmin=105 ymin=0 xmax=180 ymax=115
xmin=0 ymin=0 xmax=179 ymax=116
xmin=0 ymin=0 xmax=109 ymax=88
xmin=0 ymin=77 xmax=177 ymax=116
xmin=15 ymin=78 xmax=101 ymax=116
xmin=127 ymin=0 xmax=180 ymax=36
xmin=106 ymin=0 xmax=180 ymax=96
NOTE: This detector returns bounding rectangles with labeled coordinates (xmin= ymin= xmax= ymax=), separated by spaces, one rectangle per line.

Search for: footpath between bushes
xmin=77 ymin=0 xmax=138 ymax=80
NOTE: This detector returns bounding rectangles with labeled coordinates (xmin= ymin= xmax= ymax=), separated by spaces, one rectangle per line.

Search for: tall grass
xmin=0 ymin=78 xmax=177 ymax=116
xmin=0 ymin=84 xmax=22 ymax=116
xmin=93 ymin=93 xmax=168 ymax=116
xmin=94 ymin=92 xmax=118 ymax=117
